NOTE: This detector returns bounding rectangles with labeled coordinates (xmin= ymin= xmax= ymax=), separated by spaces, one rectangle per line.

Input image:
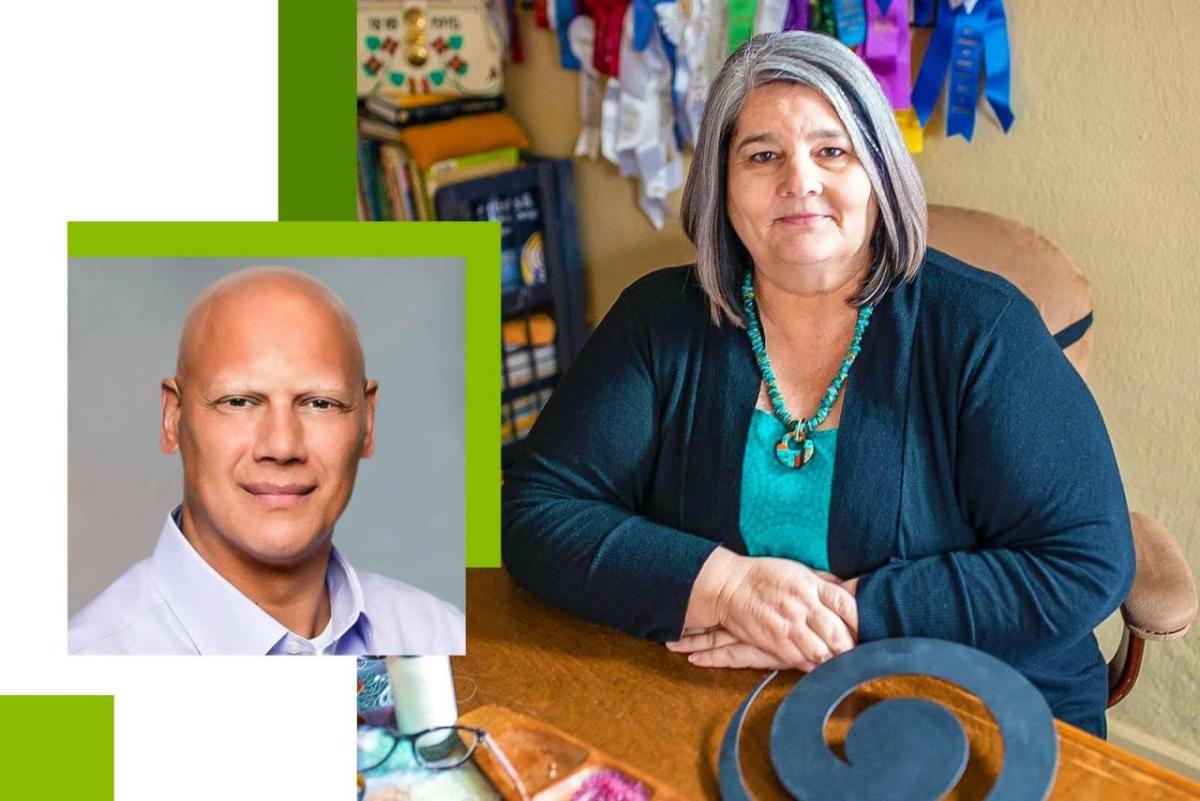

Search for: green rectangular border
xmin=279 ymin=0 xmax=356 ymax=221
xmin=0 ymin=696 xmax=113 ymax=799
xmin=69 ymin=222 xmax=501 ymax=567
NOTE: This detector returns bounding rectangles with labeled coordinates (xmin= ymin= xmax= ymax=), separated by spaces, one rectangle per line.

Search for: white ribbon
xmin=753 ymin=0 xmax=789 ymax=35
xmin=569 ymin=16 xmax=603 ymax=159
xmin=658 ymin=0 xmax=712 ymax=148
xmin=601 ymin=5 xmax=683 ymax=229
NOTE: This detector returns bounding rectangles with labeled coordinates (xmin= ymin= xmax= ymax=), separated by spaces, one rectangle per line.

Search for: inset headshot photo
xmin=69 ymin=251 xmax=468 ymax=656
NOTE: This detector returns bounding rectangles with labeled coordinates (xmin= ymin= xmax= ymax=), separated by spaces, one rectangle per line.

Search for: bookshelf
xmin=435 ymin=158 xmax=588 ymax=468
xmin=356 ymin=93 xmax=590 ymax=468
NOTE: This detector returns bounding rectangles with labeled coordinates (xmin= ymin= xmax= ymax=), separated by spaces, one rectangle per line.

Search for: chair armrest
xmin=1122 ymin=512 xmax=1198 ymax=640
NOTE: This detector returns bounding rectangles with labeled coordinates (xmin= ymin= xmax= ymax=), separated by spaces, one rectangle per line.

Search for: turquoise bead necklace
xmin=741 ymin=271 xmax=874 ymax=469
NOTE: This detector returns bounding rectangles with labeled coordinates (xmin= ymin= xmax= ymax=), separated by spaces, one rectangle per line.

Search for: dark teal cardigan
xmin=502 ymin=250 xmax=1134 ymax=737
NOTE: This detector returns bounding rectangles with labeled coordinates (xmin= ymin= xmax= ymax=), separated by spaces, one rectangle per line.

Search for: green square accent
xmin=0 ymin=696 xmax=113 ymax=799
xmin=279 ymin=0 xmax=356 ymax=221
xmin=68 ymin=221 xmax=502 ymax=567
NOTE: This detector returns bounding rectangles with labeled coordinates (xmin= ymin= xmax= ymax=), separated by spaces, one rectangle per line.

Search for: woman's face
xmin=726 ymin=82 xmax=878 ymax=297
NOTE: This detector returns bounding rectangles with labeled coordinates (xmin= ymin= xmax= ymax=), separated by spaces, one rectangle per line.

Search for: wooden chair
xmin=927 ymin=205 xmax=1199 ymax=708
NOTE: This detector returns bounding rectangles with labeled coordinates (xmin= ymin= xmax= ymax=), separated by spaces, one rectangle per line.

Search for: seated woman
xmin=502 ymin=31 xmax=1133 ymax=738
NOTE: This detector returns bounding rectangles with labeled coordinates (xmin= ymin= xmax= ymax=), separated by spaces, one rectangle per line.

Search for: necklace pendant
xmin=775 ymin=431 xmax=815 ymax=469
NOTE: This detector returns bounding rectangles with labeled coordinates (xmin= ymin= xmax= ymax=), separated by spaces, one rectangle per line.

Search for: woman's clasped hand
xmin=668 ymin=548 xmax=860 ymax=671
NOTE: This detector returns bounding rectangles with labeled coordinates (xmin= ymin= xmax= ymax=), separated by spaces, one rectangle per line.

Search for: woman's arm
xmin=505 ymin=272 xmax=862 ymax=656
xmin=854 ymin=296 xmax=1135 ymax=663
xmin=502 ymin=279 xmax=722 ymax=641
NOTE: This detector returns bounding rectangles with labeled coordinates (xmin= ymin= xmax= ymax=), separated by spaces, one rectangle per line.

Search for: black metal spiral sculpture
xmin=719 ymin=638 xmax=1059 ymax=800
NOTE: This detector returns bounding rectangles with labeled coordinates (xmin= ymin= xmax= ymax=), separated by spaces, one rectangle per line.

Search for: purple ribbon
xmin=783 ymin=0 xmax=809 ymax=32
xmin=858 ymin=0 xmax=910 ymax=109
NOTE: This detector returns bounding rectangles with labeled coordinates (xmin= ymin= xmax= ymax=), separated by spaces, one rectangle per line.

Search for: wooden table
xmin=453 ymin=569 xmax=1200 ymax=800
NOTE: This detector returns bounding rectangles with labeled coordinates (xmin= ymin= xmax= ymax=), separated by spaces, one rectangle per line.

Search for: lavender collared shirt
xmin=68 ymin=509 xmax=464 ymax=656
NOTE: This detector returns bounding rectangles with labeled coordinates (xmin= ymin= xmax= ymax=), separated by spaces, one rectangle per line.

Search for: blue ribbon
xmin=657 ymin=16 xmax=686 ymax=150
xmin=912 ymin=0 xmax=1013 ymax=140
xmin=912 ymin=0 xmax=935 ymax=26
xmin=626 ymin=0 xmax=685 ymax=146
xmin=983 ymin=0 xmax=1015 ymax=131
xmin=911 ymin=0 xmax=956 ymax=127
xmin=633 ymin=0 xmax=658 ymax=51
xmin=555 ymin=0 xmax=580 ymax=69
xmin=833 ymin=0 xmax=867 ymax=47
xmin=945 ymin=0 xmax=986 ymax=140
xmin=875 ymin=0 xmax=893 ymax=12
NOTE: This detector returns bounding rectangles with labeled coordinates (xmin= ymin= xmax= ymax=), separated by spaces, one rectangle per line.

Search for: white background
xmin=1 ymin=3 xmax=355 ymax=798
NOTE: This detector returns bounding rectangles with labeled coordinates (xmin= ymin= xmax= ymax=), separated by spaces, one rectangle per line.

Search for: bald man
xmin=69 ymin=267 xmax=464 ymax=655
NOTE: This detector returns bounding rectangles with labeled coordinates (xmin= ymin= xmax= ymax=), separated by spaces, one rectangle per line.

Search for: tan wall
xmin=503 ymin=2 xmax=1200 ymax=762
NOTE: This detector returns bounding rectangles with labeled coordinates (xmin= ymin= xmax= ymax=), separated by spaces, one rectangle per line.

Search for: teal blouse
xmin=739 ymin=409 xmax=837 ymax=571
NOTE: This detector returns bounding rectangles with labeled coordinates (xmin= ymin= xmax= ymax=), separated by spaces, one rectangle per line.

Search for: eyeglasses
xmin=357 ymin=724 xmax=530 ymax=800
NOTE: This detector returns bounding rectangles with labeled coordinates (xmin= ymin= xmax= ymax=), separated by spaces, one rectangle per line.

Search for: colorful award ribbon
xmin=859 ymin=0 xmax=909 ymax=108
xmin=980 ymin=0 xmax=1014 ymax=132
xmin=912 ymin=0 xmax=1014 ymax=141
xmin=944 ymin=0 xmax=985 ymax=139
xmin=657 ymin=0 xmax=712 ymax=147
xmin=895 ymin=108 xmax=924 ymax=153
xmin=631 ymin=0 xmax=663 ymax=51
xmin=754 ymin=0 xmax=791 ymax=36
xmin=555 ymin=0 xmax=582 ymax=68
xmin=912 ymin=0 xmax=935 ymax=26
xmin=728 ymin=0 xmax=758 ymax=53
xmin=832 ymin=0 xmax=866 ymax=47
xmin=602 ymin=5 xmax=684 ymax=228
xmin=581 ymin=0 xmax=633 ymax=76
xmin=857 ymin=0 xmax=921 ymax=152
xmin=749 ymin=0 xmax=808 ymax=36
xmin=568 ymin=15 xmax=604 ymax=158
xmin=783 ymin=0 xmax=809 ymax=31
xmin=654 ymin=15 xmax=687 ymax=151
xmin=810 ymin=0 xmax=837 ymax=37
xmin=628 ymin=0 xmax=686 ymax=148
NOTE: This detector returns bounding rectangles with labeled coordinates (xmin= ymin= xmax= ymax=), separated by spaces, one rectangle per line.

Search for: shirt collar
xmin=147 ymin=507 xmax=373 ymax=655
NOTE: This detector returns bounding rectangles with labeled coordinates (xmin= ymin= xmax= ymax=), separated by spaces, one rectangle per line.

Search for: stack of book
xmin=357 ymin=94 xmax=527 ymax=221
xmin=501 ymin=313 xmax=559 ymax=445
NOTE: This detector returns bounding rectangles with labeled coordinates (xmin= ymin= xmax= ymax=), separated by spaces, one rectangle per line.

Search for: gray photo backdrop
xmin=68 ymin=257 xmax=465 ymax=614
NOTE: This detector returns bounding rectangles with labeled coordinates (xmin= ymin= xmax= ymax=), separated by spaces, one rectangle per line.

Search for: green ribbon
xmin=728 ymin=0 xmax=758 ymax=54
xmin=810 ymin=0 xmax=837 ymax=36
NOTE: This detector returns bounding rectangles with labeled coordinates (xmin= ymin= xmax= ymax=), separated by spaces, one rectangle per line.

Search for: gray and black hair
xmin=680 ymin=31 xmax=927 ymax=326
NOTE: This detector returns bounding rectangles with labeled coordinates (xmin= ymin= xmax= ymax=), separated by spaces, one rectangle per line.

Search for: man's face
xmin=162 ymin=282 xmax=377 ymax=567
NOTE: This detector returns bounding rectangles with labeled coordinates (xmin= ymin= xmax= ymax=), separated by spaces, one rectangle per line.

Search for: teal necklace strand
xmin=741 ymin=271 xmax=874 ymax=469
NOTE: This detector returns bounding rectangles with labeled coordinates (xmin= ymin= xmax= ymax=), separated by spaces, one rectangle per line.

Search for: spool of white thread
xmin=385 ymin=655 xmax=458 ymax=735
